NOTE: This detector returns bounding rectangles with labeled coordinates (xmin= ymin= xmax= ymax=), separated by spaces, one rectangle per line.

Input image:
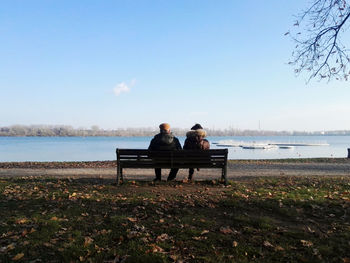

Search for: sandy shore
xmin=1 ymin=159 xmax=349 ymax=181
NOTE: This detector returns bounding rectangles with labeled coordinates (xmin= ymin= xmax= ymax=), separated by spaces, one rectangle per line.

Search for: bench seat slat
xmin=120 ymin=163 xmax=225 ymax=168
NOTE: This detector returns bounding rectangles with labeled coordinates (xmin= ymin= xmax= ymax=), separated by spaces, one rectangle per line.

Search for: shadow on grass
xmin=0 ymin=176 xmax=349 ymax=262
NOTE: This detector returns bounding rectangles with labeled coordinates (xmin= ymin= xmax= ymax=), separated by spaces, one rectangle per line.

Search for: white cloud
xmin=113 ymin=79 xmax=137 ymax=96
xmin=113 ymin=82 xmax=130 ymax=96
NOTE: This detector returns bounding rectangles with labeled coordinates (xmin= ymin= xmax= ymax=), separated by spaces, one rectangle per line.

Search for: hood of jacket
xmin=155 ymin=132 xmax=175 ymax=144
xmin=186 ymin=129 xmax=207 ymax=138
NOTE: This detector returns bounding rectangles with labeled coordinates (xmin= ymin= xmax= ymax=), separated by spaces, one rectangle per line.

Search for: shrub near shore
xmin=0 ymin=176 xmax=349 ymax=262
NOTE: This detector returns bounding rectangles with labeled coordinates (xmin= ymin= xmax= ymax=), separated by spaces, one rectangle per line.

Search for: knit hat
xmin=159 ymin=123 xmax=170 ymax=131
xmin=191 ymin=123 xmax=203 ymax=130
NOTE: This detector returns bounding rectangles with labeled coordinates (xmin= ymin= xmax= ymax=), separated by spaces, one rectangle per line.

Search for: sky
xmin=1 ymin=0 xmax=350 ymax=132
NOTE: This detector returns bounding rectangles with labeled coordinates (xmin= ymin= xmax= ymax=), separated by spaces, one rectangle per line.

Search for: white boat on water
xmin=270 ymin=143 xmax=329 ymax=146
xmin=241 ymin=144 xmax=276 ymax=149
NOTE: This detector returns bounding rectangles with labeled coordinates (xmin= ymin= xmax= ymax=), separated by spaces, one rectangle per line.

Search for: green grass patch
xmin=0 ymin=176 xmax=349 ymax=262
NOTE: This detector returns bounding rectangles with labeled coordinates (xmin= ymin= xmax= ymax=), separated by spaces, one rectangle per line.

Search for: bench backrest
xmin=116 ymin=149 xmax=228 ymax=169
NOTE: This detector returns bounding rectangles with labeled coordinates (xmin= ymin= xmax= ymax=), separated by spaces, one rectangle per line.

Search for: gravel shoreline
xmin=0 ymin=160 xmax=116 ymax=169
xmin=0 ymin=159 xmax=349 ymax=180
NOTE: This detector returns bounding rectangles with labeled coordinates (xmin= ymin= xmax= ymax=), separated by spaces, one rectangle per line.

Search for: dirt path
xmin=1 ymin=160 xmax=349 ymax=180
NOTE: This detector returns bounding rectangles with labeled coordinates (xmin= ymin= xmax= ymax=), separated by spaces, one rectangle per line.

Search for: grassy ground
xmin=0 ymin=176 xmax=349 ymax=262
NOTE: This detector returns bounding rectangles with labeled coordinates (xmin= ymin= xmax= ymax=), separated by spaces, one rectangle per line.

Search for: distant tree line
xmin=1 ymin=125 xmax=350 ymax=137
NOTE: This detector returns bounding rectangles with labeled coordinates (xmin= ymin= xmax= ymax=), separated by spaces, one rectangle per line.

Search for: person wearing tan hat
xmin=148 ymin=123 xmax=182 ymax=181
xmin=183 ymin=123 xmax=210 ymax=181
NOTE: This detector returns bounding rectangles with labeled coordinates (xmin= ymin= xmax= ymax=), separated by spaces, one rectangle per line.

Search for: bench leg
xmin=117 ymin=165 xmax=121 ymax=185
xmin=222 ymin=166 xmax=228 ymax=186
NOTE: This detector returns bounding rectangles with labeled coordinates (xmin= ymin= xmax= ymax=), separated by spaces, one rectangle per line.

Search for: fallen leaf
xmin=301 ymin=240 xmax=313 ymax=247
xmin=192 ymin=236 xmax=207 ymax=240
xmin=16 ymin=218 xmax=28 ymax=224
xmin=7 ymin=243 xmax=16 ymax=251
xmin=127 ymin=217 xmax=137 ymax=222
xmin=201 ymin=230 xmax=209 ymax=235
xmin=12 ymin=253 xmax=24 ymax=261
xmin=84 ymin=236 xmax=94 ymax=247
xmin=100 ymin=229 xmax=111 ymax=235
xmin=156 ymin=233 xmax=169 ymax=242
xmin=148 ymin=243 xmax=164 ymax=253
xmin=306 ymin=226 xmax=315 ymax=233
xmin=275 ymin=245 xmax=284 ymax=251
xmin=220 ymin=226 xmax=233 ymax=234
xmin=263 ymin=240 xmax=274 ymax=247
xmin=21 ymin=229 xmax=28 ymax=237
xmin=232 ymin=241 xmax=238 ymax=247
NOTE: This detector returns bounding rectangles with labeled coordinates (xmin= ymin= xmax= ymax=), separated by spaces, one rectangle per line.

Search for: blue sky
xmin=1 ymin=0 xmax=350 ymax=131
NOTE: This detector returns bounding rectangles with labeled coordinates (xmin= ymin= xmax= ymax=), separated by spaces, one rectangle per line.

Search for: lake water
xmin=0 ymin=136 xmax=349 ymax=162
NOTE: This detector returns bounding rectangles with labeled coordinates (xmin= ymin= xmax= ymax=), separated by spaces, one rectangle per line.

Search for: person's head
xmin=159 ymin=123 xmax=171 ymax=133
xmin=191 ymin=123 xmax=203 ymax=130
xmin=190 ymin=123 xmax=206 ymax=138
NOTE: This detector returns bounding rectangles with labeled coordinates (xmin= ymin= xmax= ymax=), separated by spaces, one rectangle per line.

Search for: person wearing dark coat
xmin=148 ymin=123 xmax=182 ymax=181
xmin=183 ymin=124 xmax=210 ymax=181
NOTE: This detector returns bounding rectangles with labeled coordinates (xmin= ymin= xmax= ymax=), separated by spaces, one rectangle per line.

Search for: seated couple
xmin=148 ymin=123 xmax=210 ymax=182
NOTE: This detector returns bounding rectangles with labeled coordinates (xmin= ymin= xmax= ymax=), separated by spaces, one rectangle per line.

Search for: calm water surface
xmin=0 ymin=136 xmax=349 ymax=162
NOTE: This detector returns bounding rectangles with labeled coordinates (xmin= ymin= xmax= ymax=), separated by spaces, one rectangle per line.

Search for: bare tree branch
xmin=289 ymin=0 xmax=350 ymax=81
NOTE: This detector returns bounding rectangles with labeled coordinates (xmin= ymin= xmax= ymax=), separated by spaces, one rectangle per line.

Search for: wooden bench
xmin=116 ymin=148 xmax=228 ymax=185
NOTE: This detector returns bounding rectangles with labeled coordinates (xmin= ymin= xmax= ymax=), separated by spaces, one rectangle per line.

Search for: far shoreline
xmin=1 ymin=134 xmax=350 ymax=137
xmin=2 ymin=124 xmax=350 ymax=137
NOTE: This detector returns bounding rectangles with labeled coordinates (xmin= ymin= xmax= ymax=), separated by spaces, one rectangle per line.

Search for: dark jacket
xmin=183 ymin=130 xmax=210 ymax=150
xmin=148 ymin=132 xmax=182 ymax=151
